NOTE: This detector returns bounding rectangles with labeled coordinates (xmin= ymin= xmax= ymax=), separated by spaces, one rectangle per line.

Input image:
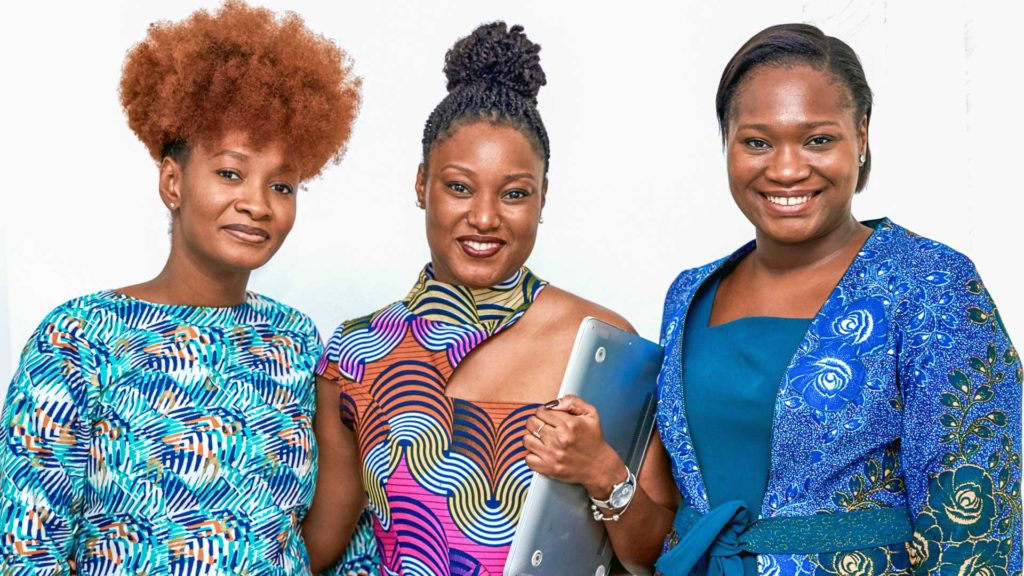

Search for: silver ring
xmin=532 ymin=422 xmax=546 ymax=440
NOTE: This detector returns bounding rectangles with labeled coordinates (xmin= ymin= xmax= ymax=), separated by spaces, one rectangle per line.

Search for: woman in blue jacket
xmin=538 ymin=22 xmax=1021 ymax=576
xmin=652 ymin=23 xmax=1021 ymax=575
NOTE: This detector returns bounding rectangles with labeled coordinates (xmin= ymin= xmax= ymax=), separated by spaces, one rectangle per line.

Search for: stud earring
xmin=858 ymin=154 xmax=866 ymax=166
xmin=169 ymin=202 xmax=176 ymax=210
xmin=539 ymin=215 xmax=544 ymax=224
xmin=416 ymin=199 xmax=424 ymax=209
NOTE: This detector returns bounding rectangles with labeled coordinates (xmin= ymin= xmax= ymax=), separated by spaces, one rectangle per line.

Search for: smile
xmin=458 ymin=236 xmax=506 ymax=258
xmin=223 ymin=224 xmax=270 ymax=244
xmin=765 ymin=194 xmax=813 ymax=206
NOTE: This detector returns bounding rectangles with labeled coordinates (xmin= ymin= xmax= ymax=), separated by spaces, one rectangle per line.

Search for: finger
xmin=544 ymin=394 xmax=593 ymax=416
xmin=525 ymin=416 xmax=556 ymax=442
xmin=522 ymin=432 xmax=547 ymax=453
xmin=525 ymin=452 xmax=554 ymax=475
xmin=527 ymin=413 xmax=557 ymax=430
xmin=524 ymin=418 xmax=557 ymax=446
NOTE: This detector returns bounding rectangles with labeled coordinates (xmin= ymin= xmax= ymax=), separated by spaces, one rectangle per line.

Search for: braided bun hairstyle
xmin=421 ymin=22 xmax=550 ymax=170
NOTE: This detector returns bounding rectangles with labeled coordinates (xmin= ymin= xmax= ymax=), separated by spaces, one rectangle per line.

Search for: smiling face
xmin=416 ymin=122 xmax=546 ymax=288
xmin=727 ymin=64 xmax=867 ymax=245
xmin=162 ymin=131 xmax=299 ymax=275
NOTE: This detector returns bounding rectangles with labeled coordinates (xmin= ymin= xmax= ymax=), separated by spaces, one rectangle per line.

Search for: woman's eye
xmin=271 ymin=183 xmax=294 ymax=195
xmin=217 ymin=169 xmax=242 ymax=180
xmin=744 ymin=138 xmax=770 ymax=149
xmin=807 ymin=135 xmax=834 ymax=146
xmin=503 ymin=189 xmax=529 ymax=200
xmin=447 ymin=182 xmax=470 ymax=194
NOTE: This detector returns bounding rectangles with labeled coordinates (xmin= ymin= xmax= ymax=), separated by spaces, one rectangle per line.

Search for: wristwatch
xmin=589 ymin=465 xmax=636 ymax=510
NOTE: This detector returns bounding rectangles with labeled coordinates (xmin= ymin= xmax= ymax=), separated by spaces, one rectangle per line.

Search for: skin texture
xmin=713 ymin=64 xmax=873 ymax=324
xmin=120 ymin=131 xmax=299 ymax=306
xmin=416 ymin=122 xmax=546 ymax=289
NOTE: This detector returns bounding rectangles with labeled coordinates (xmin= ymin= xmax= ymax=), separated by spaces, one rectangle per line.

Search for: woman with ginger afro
xmin=0 ymin=2 xmax=368 ymax=574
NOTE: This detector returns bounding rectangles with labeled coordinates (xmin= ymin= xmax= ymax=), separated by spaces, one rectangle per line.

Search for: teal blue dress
xmin=682 ymin=274 xmax=811 ymax=575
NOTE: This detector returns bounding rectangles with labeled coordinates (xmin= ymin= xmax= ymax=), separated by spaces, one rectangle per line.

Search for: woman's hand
xmin=523 ymin=394 xmax=627 ymax=499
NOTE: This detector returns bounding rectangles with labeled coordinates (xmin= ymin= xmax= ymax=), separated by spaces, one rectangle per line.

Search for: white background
xmin=1 ymin=1 xmax=1022 ymax=396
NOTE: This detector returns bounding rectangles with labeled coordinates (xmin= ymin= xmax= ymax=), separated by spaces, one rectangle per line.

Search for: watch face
xmin=609 ymin=482 xmax=635 ymax=509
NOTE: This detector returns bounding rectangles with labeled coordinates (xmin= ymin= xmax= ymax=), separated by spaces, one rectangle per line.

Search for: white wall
xmin=2 ymin=0 xmax=1022 ymax=394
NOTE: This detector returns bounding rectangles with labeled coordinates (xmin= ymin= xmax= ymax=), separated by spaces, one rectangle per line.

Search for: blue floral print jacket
xmin=656 ymin=219 xmax=1021 ymax=575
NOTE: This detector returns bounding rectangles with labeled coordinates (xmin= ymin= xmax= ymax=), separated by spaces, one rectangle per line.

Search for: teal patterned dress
xmin=0 ymin=290 xmax=332 ymax=575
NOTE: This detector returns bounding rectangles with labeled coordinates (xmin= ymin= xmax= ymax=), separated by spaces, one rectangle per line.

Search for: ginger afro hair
xmin=120 ymin=0 xmax=361 ymax=180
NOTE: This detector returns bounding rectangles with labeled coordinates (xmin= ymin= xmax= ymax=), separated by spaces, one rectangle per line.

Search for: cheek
xmin=726 ymin=151 xmax=762 ymax=188
xmin=509 ymin=208 xmax=541 ymax=243
xmin=274 ymin=200 xmax=297 ymax=236
xmin=816 ymin=153 xmax=860 ymax=188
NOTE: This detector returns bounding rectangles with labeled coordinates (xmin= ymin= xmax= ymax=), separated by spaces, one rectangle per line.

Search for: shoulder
xmin=15 ymin=291 xmax=126 ymax=385
xmin=532 ymin=285 xmax=635 ymax=334
xmin=31 ymin=290 xmax=127 ymax=344
xmin=245 ymin=292 xmax=320 ymax=339
xmin=877 ymin=220 xmax=977 ymax=274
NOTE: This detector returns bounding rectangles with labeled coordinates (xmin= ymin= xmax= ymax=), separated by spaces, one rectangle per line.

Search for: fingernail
xmin=543 ymin=399 xmax=560 ymax=409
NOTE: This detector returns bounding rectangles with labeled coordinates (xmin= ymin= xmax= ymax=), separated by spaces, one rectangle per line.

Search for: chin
xmin=445 ymin=259 xmax=520 ymax=288
xmin=215 ymin=249 xmax=277 ymax=273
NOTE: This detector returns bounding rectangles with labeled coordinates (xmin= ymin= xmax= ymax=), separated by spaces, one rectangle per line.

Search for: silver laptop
xmin=504 ymin=317 xmax=663 ymax=576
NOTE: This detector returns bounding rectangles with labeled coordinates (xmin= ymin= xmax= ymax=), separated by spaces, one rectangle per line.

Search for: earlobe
xmin=415 ymin=163 xmax=427 ymax=208
xmin=858 ymin=116 xmax=869 ymax=156
xmin=159 ymin=157 xmax=182 ymax=212
xmin=540 ymin=178 xmax=548 ymax=209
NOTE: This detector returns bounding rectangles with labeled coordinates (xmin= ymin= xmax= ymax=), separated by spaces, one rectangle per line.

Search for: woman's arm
xmin=524 ymin=396 xmax=678 ymax=574
xmin=0 ymin=309 xmax=96 ymax=574
xmin=898 ymin=255 xmax=1021 ymax=574
xmin=302 ymin=375 xmax=366 ymax=573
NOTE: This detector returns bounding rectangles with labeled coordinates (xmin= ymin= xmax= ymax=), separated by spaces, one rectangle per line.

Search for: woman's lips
xmin=758 ymin=190 xmax=821 ymax=214
xmin=457 ymin=235 xmax=505 ymax=258
xmin=223 ymin=223 xmax=270 ymax=244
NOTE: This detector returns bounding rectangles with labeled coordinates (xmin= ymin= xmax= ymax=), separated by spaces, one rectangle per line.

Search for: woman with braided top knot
xmin=0 ymin=2 xmax=363 ymax=574
xmin=305 ymin=21 xmax=679 ymax=576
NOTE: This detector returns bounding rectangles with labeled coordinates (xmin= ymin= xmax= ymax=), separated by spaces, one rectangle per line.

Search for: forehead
xmin=192 ymin=131 xmax=297 ymax=173
xmin=731 ymin=64 xmax=854 ymax=125
xmin=430 ymin=122 xmax=544 ymax=173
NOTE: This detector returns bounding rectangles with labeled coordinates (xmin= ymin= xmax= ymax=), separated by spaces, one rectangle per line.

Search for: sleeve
xmin=315 ymin=509 xmax=380 ymax=576
xmin=898 ymin=255 xmax=1022 ymax=575
xmin=659 ymin=267 xmax=699 ymax=347
xmin=314 ymin=321 xmax=358 ymax=430
xmin=0 ymin=308 xmax=100 ymax=575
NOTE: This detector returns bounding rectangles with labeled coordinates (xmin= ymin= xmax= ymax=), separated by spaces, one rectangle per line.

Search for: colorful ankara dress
xmin=0 ymin=290 xmax=340 ymax=575
xmin=655 ymin=219 xmax=1022 ymax=576
xmin=316 ymin=266 xmax=547 ymax=576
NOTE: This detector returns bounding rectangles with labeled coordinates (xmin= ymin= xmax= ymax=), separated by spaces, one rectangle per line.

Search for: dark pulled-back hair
xmin=717 ymin=23 xmax=873 ymax=191
xmin=421 ymin=22 xmax=550 ymax=171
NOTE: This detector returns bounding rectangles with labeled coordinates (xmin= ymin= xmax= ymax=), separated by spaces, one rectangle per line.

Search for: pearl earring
xmin=169 ymin=202 xmax=176 ymax=210
xmin=416 ymin=200 xmax=424 ymax=209
xmin=539 ymin=215 xmax=544 ymax=224
xmin=858 ymin=154 xmax=866 ymax=166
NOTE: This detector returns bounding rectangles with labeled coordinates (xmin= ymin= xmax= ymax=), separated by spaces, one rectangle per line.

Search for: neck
xmin=750 ymin=216 xmax=869 ymax=274
xmin=125 ymin=245 xmax=251 ymax=307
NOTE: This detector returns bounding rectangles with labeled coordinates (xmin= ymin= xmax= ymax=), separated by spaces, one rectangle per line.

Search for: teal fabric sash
xmin=654 ymin=502 xmax=913 ymax=576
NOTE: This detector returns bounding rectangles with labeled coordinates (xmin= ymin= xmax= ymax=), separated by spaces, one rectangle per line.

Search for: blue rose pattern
xmin=655 ymin=219 xmax=1021 ymax=575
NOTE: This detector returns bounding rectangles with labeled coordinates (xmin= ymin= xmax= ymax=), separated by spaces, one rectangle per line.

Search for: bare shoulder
xmin=532 ymin=285 xmax=636 ymax=335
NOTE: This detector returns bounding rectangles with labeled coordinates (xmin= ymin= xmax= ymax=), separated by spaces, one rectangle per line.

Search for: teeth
xmin=465 ymin=240 xmax=500 ymax=251
xmin=766 ymin=194 xmax=812 ymax=206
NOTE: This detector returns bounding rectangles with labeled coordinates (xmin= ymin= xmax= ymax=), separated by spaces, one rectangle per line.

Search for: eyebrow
xmin=440 ymin=164 xmax=536 ymax=181
xmin=213 ymin=149 xmax=297 ymax=176
xmin=737 ymin=120 xmax=842 ymax=131
xmin=212 ymin=149 xmax=250 ymax=162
